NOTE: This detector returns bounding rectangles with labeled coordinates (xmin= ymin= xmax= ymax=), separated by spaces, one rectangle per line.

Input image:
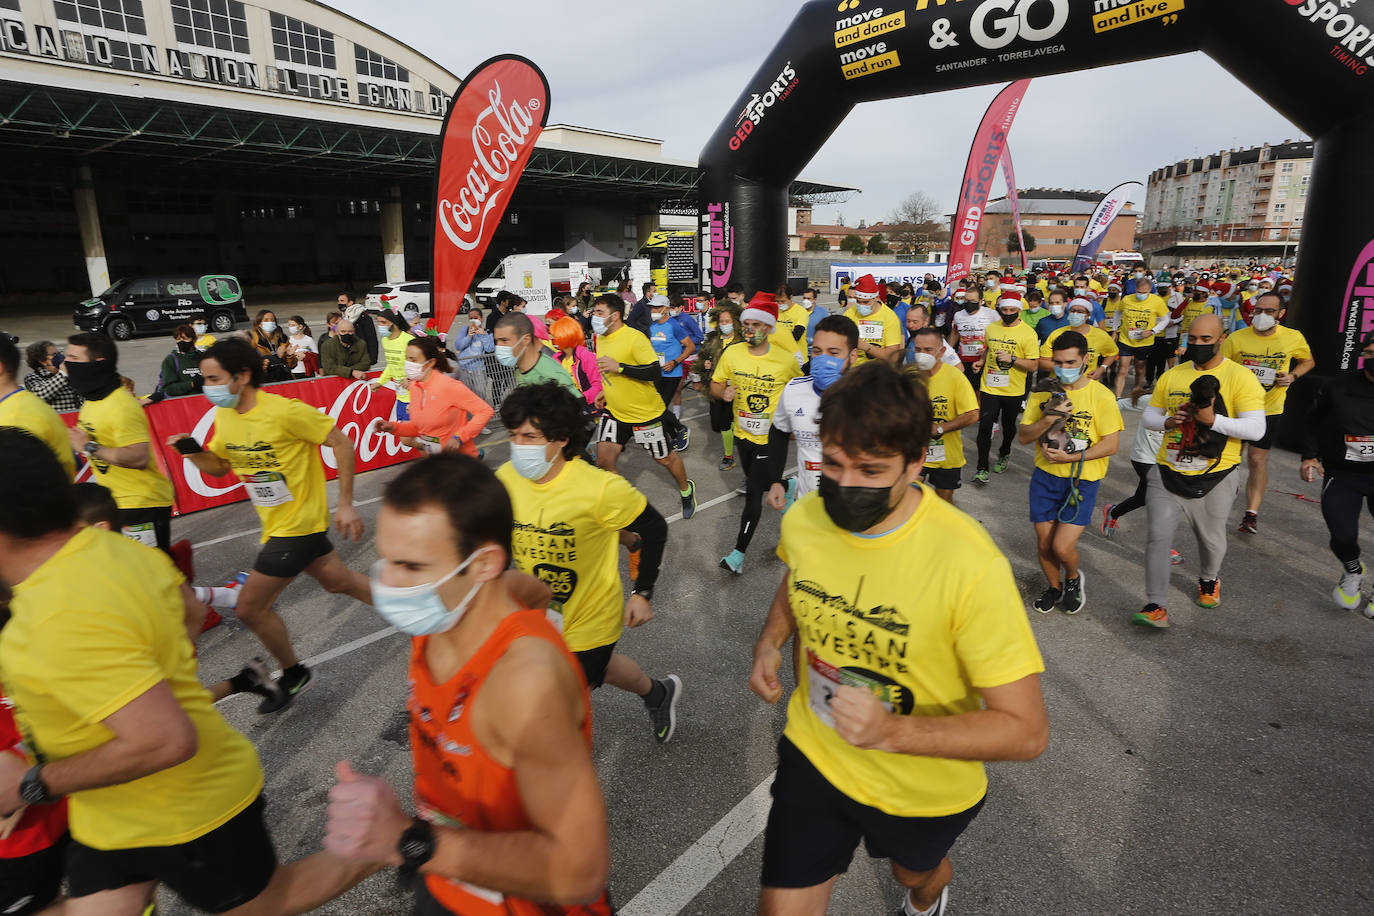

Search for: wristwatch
xmin=19 ymin=765 xmax=58 ymax=805
xmin=935 ymin=424 xmax=945 ymax=437
xmin=396 ymin=817 xmax=436 ymax=889
xmin=632 ymin=586 xmax=654 ymax=602
xmin=83 ymin=441 xmax=100 ymax=457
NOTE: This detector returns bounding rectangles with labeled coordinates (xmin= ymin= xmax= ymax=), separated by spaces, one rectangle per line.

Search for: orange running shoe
xmin=1196 ymin=578 xmax=1220 ymax=608
xmin=1132 ymin=604 xmax=1170 ymax=628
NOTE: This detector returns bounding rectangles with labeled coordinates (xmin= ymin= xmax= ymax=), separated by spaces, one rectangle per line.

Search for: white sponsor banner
xmin=508 ymin=254 xmax=552 ymax=316
xmin=568 ymin=261 xmax=592 ymax=297
xmin=829 ymin=263 xmax=948 ymax=290
xmin=630 ymin=258 xmax=652 ymax=295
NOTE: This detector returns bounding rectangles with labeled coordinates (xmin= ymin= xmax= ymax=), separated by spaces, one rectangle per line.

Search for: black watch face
xmin=401 ymin=837 xmax=429 ymax=859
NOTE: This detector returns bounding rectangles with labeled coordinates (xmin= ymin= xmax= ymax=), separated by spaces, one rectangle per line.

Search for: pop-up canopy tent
xmin=548 ymin=239 xmax=630 ymax=269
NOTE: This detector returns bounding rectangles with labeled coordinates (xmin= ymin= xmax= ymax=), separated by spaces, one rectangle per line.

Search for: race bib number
xmin=806 ymin=649 xmax=895 ymax=730
xmin=419 ymin=435 xmax=445 ymax=455
xmin=632 ymin=421 xmax=669 ymax=459
xmin=985 ymin=370 xmax=1010 ymax=388
xmin=121 ymin=522 xmax=158 ymax=547
xmin=858 ymin=320 xmax=883 ymax=341
xmin=926 ymin=440 xmax=946 ymax=464
xmin=1244 ymin=360 xmax=1276 ymax=388
xmin=1345 ymin=435 xmax=1374 ymax=463
xmin=802 ymin=459 xmax=822 ymax=492
xmin=1106 ymin=314 xmax=1122 ymax=331
xmin=1166 ymin=445 xmax=1209 ymax=472
xmin=245 ymin=471 xmax=294 ymax=507
xmin=737 ymin=410 xmax=769 ymax=437
xmin=959 ymin=333 xmax=984 ymax=357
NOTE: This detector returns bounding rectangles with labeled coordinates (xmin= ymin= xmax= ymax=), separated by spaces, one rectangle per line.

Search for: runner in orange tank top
xmin=323 ymin=454 xmax=611 ymax=915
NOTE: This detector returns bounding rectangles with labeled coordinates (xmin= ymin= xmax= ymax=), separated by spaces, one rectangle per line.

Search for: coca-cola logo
xmin=704 ymin=202 xmax=734 ymax=288
xmin=437 ymin=81 xmax=540 ymax=252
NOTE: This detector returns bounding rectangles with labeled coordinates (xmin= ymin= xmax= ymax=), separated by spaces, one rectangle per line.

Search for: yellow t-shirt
xmin=712 ymin=341 xmax=802 ymax=445
xmin=1117 ymin=294 xmax=1170 ymax=348
xmin=1219 ymin=326 xmax=1312 ymax=415
xmin=1022 ymin=380 xmax=1123 ymax=482
xmin=497 ymin=459 xmax=646 ymax=652
xmin=595 ymin=325 xmax=665 ymax=424
xmin=779 ymin=487 xmax=1044 ymax=817
xmin=980 ymin=320 xmax=1040 ymax=396
xmin=918 ymin=363 xmax=978 ymax=470
xmin=207 ymin=390 xmax=337 ymax=540
xmin=0 ymin=389 xmax=75 ymax=480
xmin=377 ymin=331 xmax=415 ymax=403
xmin=842 ymin=304 xmax=903 ymax=365
xmin=1178 ymin=299 xmax=1211 ymax=335
xmin=194 ymin=333 xmax=218 ymax=351
xmin=76 ymin=388 xmax=174 ymax=509
xmin=982 ymin=287 xmax=1001 ymax=308
xmin=1 ymin=527 xmax=263 ymax=849
xmin=1149 ymin=358 xmax=1267 ymax=476
xmin=1040 ymin=326 xmax=1120 ymax=372
xmin=776 ymin=303 xmax=811 ymax=348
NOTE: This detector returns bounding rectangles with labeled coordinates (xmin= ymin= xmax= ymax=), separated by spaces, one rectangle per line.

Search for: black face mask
xmin=339 ymin=333 xmax=356 ymax=346
xmin=176 ymin=339 xmax=195 ymax=353
xmin=818 ymin=473 xmax=902 ymax=532
xmin=999 ymin=311 xmax=1020 ymax=325
xmin=1184 ymin=341 xmax=1218 ymax=366
xmin=962 ymin=301 xmax=978 ymax=312
xmin=64 ymin=359 xmax=119 ymax=398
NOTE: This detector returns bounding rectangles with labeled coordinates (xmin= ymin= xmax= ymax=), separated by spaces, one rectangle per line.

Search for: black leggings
xmin=654 ymin=375 xmax=683 ymax=411
xmin=735 ymin=438 xmax=776 ymax=554
xmin=1145 ymin=336 xmax=1173 ymax=386
xmin=1111 ymin=461 xmax=1154 ymax=520
xmin=976 ymin=392 xmax=1024 ymax=470
xmin=1322 ymin=472 xmax=1374 ymax=563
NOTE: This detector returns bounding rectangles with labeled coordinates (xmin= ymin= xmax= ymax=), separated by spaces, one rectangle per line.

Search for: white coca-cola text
xmin=437 ymin=81 xmax=538 ymax=252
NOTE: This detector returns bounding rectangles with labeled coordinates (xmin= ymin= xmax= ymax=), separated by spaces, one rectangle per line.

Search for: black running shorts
xmin=921 ymin=466 xmax=962 ymax=491
xmin=760 ymin=738 xmax=983 ymax=889
xmin=67 ymin=795 xmax=276 ymax=912
xmin=252 ymin=530 xmax=334 ymax=579
xmin=574 ymin=642 xmax=617 ymax=689
xmin=0 ymin=837 xmax=67 ymax=916
xmin=596 ymin=412 xmax=673 ymax=460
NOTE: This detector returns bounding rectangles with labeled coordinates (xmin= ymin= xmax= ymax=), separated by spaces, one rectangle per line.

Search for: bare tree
xmin=890 ymin=191 xmax=942 ymax=226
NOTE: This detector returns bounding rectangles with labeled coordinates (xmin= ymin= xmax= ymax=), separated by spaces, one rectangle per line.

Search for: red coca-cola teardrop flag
xmin=432 ymin=55 xmax=550 ymax=333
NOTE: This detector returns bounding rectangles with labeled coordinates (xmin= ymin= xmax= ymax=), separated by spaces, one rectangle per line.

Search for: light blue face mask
xmin=369 ymin=548 xmax=490 ymax=636
xmin=810 ymin=353 xmax=846 ymax=391
xmin=1067 ymin=312 xmax=1087 ymax=327
xmin=510 ymin=442 xmax=556 ymax=480
xmin=591 ymin=315 xmax=609 ymax=335
xmin=856 ymin=303 xmax=875 ymax=317
xmin=1134 ymin=292 xmax=1149 ymax=301
xmin=204 ymin=383 xmax=241 ymax=408
xmin=494 ymin=341 xmax=524 ymax=368
xmin=1054 ymin=366 xmax=1083 ymax=385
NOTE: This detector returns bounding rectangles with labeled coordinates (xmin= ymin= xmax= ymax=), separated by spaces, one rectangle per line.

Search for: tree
xmin=804 ymin=235 xmax=831 ymax=252
xmin=866 ymin=233 xmax=890 ymax=255
xmin=890 ymin=190 xmax=941 ymax=225
xmin=884 ymin=191 xmax=948 ymax=260
xmin=1005 ymin=229 xmax=1037 ymax=256
xmin=840 ymin=234 xmax=867 ymax=256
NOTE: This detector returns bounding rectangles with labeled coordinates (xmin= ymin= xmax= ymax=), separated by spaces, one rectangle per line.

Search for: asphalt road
xmin=6 ymin=304 xmax=1372 ymax=914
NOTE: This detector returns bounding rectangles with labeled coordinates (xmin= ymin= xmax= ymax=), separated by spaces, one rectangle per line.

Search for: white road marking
xmin=299 ymin=624 xmax=398 ymax=668
xmin=618 ymin=772 xmax=776 ymax=916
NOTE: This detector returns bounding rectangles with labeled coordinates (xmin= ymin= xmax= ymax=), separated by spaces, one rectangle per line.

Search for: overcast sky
xmin=336 ymin=0 xmax=1307 ymax=224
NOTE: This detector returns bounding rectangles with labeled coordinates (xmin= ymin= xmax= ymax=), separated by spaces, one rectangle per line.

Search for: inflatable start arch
xmin=698 ymin=0 xmax=1374 ymax=371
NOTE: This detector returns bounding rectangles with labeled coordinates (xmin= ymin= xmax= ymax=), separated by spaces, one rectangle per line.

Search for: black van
xmin=73 ymin=275 xmax=248 ymax=341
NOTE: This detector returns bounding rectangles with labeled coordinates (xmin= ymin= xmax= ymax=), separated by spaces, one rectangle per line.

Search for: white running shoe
xmin=1334 ymin=563 xmax=1366 ymax=610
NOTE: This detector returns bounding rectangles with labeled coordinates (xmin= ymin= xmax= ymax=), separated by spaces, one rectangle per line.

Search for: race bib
xmin=121 ymin=522 xmax=158 ymax=547
xmin=633 ymin=422 xmax=667 ymax=447
xmin=737 ymin=410 xmax=769 ymax=437
xmin=1345 ymin=435 xmax=1374 ymax=463
xmin=959 ymin=333 xmax=984 ymax=357
xmin=1244 ymin=360 xmax=1276 ymax=388
xmin=926 ymin=440 xmax=946 ymax=463
xmin=1166 ymin=445 xmax=1209 ymax=472
xmin=806 ymin=649 xmax=895 ymax=729
xmin=985 ymin=370 xmax=1011 ymax=388
xmin=858 ymin=320 xmax=883 ymax=341
xmin=802 ymin=459 xmax=822 ymax=492
xmin=1106 ymin=314 xmax=1122 ymax=331
xmin=419 ymin=435 xmax=445 ymax=455
xmin=1070 ymin=437 xmax=1090 ymax=454
xmin=245 ymin=471 xmax=294 ymax=507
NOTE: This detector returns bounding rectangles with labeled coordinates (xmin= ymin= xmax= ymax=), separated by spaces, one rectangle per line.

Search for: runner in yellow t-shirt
xmin=166 ymin=338 xmax=371 ymax=713
xmin=1019 ymin=330 xmax=1123 ymax=615
xmin=907 ymin=327 xmax=979 ymax=504
xmin=1113 ymin=275 xmax=1171 ymax=399
xmin=370 ymin=309 xmax=415 ymax=415
xmin=747 ymin=360 xmax=1046 ymax=916
xmin=496 ymin=381 xmax=681 ymax=743
xmin=973 ymin=291 xmax=1040 ymax=482
xmin=1219 ymin=291 xmax=1316 ymax=532
xmin=0 ymin=430 xmax=374 ymax=913
xmin=712 ymin=293 xmax=801 ymax=573
xmin=1039 ymin=300 xmax=1119 ymax=380
xmin=0 ymin=336 xmax=74 ymax=479
xmin=841 ymin=275 xmax=903 ymax=365
xmin=590 ymin=294 xmax=698 ymax=518
xmin=64 ymin=332 xmax=175 ymax=551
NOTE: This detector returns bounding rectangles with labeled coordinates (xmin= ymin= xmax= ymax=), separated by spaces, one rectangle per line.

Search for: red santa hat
xmin=741 ymin=291 xmax=779 ymax=327
xmin=996 ymin=289 xmax=1024 ymax=308
xmin=1210 ymin=280 xmax=1238 ymax=298
xmin=851 ymin=274 xmax=880 ymax=300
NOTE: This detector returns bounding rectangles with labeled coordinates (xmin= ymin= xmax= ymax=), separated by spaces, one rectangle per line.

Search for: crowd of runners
xmin=0 ymin=257 xmax=1368 ymax=915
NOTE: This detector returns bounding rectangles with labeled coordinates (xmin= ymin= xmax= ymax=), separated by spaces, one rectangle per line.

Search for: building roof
xmin=980 ymin=197 xmax=1139 ymax=216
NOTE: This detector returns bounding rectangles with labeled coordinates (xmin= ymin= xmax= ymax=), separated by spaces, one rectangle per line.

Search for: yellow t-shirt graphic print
xmin=711 ymin=343 xmax=801 ymax=445
xmin=1022 ymin=380 xmax=1123 ymax=482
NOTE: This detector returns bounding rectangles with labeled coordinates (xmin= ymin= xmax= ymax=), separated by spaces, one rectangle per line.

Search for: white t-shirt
xmin=952 ymin=306 xmax=998 ymax=360
xmin=939 ymin=341 xmax=962 ymax=367
xmin=289 ymin=334 xmax=316 ymax=374
xmin=772 ymin=376 xmax=823 ymax=496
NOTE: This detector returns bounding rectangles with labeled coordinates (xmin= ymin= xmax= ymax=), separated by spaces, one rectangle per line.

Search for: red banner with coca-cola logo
xmin=61 ymin=375 xmax=416 ymax=516
xmin=432 ymin=55 xmax=551 ymax=333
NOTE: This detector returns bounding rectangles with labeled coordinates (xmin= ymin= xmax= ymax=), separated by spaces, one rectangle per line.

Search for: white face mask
xmin=369 ymin=548 xmax=491 ymax=636
xmin=1250 ymin=313 xmax=1277 ymax=332
xmin=717 ymin=321 xmax=734 ymax=335
xmin=652 ymin=311 xmax=668 ymax=323
xmin=911 ymin=351 xmax=938 ymax=371
xmin=259 ymin=321 xmax=277 ymax=334
xmin=192 ymin=324 xmax=207 ymax=335
xmin=404 ymin=360 xmax=427 ymax=379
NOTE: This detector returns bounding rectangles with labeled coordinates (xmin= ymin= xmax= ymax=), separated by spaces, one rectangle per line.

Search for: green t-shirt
xmin=1021 ymin=306 xmax=1050 ymax=329
xmin=519 ymin=350 xmax=582 ymax=399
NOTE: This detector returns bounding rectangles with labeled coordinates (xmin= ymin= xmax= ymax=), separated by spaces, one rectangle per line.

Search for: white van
xmin=473 ymin=253 xmax=571 ymax=309
xmin=1106 ymin=251 xmax=1146 ymax=268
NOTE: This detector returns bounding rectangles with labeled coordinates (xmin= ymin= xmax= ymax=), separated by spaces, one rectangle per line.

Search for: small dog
xmin=1033 ymin=376 xmax=1079 ymax=454
xmin=1177 ymin=374 xmax=1229 ymax=461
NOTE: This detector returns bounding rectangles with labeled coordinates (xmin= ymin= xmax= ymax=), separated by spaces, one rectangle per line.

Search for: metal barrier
xmin=453 ymin=355 xmax=519 ymax=413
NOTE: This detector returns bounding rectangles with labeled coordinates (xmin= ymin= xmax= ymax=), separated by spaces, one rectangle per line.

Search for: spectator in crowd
xmin=249 ymin=310 xmax=291 ymax=381
xmin=320 ymin=319 xmax=372 ymax=381
xmin=452 ymin=307 xmax=495 ymax=402
xmin=22 ymin=339 xmax=82 ymax=412
xmin=286 ymin=316 xmax=317 ymax=377
xmin=148 ymin=324 xmax=204 ymax=403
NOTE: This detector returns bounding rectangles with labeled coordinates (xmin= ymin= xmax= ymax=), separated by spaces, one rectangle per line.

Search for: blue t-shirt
xmin=1036 ymin=313 xmax=1071 ymax=343
xmin=649 ymin=319 xmax=688 ymax=378
xmin=672 ymin=314 xmax=703 ymax=346
xmin=804 ymin=305 xmax=827 ymax=347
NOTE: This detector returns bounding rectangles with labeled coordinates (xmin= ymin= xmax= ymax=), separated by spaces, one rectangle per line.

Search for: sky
xmin=335 ymin=0 xmax=1308 ymax=225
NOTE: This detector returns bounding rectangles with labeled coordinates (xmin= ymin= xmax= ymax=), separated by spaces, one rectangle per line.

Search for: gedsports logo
xmin=1284 ymin=0 xmax=1374 ymax=75
xmin=729 ymin=61 xmax=799 ymax=150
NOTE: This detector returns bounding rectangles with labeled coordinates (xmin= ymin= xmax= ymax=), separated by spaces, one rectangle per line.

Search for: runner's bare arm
xmin=325 ymin=427 xmax=364 ymax=541
xmin=750 ymin=575 xmax=795 ymax=704
xmin=165 ymin=433 xmax=232 ymax=476
xmin=943 ymin=407 xmax=979 ymax=434
xmin=831 ymin=673 xmax=1048 ymax=762
xmin=69 ymin=427 xmax=154 ymax=470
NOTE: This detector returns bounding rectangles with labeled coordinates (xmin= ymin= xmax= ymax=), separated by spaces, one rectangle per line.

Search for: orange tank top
xmin=408 ymin=609 xmax=610 ymax=916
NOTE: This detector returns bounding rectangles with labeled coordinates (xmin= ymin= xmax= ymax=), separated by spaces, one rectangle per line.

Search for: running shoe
xmin=1100 ymin=504 xmax=1119 ymax=538
xmin=897 ymin=885 xmax=949 ymax=916
xmin=1196 ymin=578 xmax=1221 ymax=608
xmin=1171 ymin=549 xmax=1183 ymax=566
xmin=234 ymin=658 xmax=285 ymax=709
xmin=1061 ymin=574 xmax=1085 ymax=614
xmin=1032 ymin=586 xmax=1061 ymax=614
xmin=1132 ymin=604 xmax=1170 ymax=628
xmin=719 ymin=549 xmax=745 ymax=575
xmin=993 ymin=455 xmax=1010 ymax=474
xmin=258 ymin=663 xmax=311 ymax=714
xmin=647 ymin=674 xmax=682 ymax=744
xmin=681 ymin=480 xmax=698 ymax=519
xmin=784 ymin=476 xmax=799 ymax=512
xmin=1333 ymin=563 xmax=1365 ymax=610
xmin=1238 ymin=510 xmax=1258 ymax=534
xmin=973 ymin=469 xmax=990 ymax=484
xmin=672 ymin=426 xmax=690 ymax=452
xmin=198 ymin=608 xmax=224 ymax=635
xmin=718 ymin=454 xmax=736 ymax=472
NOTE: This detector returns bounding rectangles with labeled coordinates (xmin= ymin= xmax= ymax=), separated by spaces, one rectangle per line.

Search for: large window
xmin=270 ymin=12 xmax=335 ymax=70
xmin=52 ymin=0 xmax=147 ymax=35
xmin=170 ymin=0 xmax=249 ymax=54
xmin=354 ymin=43 xmax=408 ymax=83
